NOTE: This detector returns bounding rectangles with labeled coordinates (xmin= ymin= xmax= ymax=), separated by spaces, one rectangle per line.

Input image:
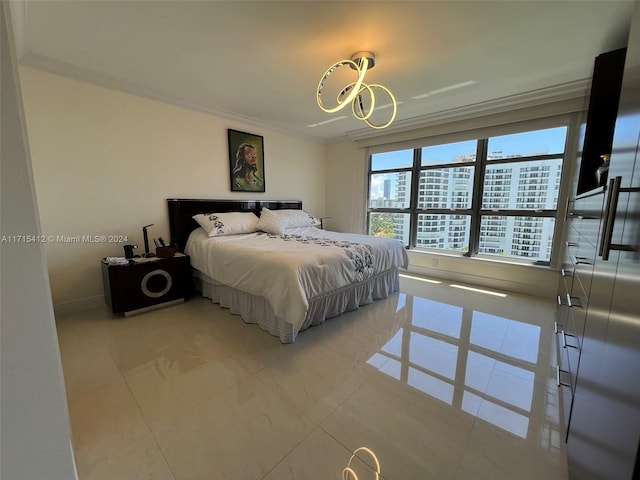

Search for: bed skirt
xmin=194 ymin=268 xmax=400 ymax=343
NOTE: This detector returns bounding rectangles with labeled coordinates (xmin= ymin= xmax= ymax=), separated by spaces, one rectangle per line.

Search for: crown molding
xmin=18 ymin=51 xmax=591 ymax=148
xmin=19 ymin=52 xmax=327 ymax=144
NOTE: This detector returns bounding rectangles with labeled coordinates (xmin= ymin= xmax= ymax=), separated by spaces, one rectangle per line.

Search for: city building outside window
xmin=367 ymin=125 xmax=568 ymax=264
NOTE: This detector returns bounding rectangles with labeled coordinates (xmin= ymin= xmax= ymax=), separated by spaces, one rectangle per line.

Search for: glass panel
xmin=371 ymin=149 xmax=414 ymax=170
xmin=418 ymin=167 xmax=474 ymax=209
xmin=421 ymin=140 xmax=477 ymax=166
xmin=369 ymin=171 xmax=411 ymax=208
xmin=416 ymin=214 xmax=470 ymax=252
xmin=483 ymin=158 xmax=563 ymax=209
xmin=369 ymin=212 xmax=410 ymax=245
xmin=487 ymin=126 xmax=567 ymax=160
xmin=479 ymin=215 xmax=556 ymax=262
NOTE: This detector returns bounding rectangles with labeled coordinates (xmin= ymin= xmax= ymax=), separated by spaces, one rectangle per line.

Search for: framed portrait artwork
xmin=228 ymin=129 xmax=265 ymax=192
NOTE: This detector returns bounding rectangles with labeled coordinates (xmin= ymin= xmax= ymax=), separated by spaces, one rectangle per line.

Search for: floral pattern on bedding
xmin=264 ymin=233 xmax=375 ymax=281
xmin=207 ymin=215 xmax=225 ymax=236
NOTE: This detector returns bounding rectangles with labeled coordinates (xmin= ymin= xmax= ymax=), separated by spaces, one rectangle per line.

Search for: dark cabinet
xmin=102 ymin=254 xmax=192 ymax=315
xmin=576 ymin=47 xmax=626 ymax=195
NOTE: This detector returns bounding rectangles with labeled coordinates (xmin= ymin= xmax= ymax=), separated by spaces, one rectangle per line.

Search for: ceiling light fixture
xmin=316 ymin=51 xmax=397 ymax=129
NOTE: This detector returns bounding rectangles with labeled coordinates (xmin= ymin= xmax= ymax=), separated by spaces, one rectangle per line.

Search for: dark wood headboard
xmin=167 ymin=198 xmax=302 ymax=252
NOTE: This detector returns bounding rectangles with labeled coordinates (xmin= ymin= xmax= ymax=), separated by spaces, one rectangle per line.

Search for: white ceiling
xmin=13 ymin=0 xmax=636 ymax=142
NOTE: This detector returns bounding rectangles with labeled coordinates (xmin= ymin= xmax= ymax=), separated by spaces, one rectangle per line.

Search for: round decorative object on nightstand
xmin=140 ymin=269 xmax=173 ymax=298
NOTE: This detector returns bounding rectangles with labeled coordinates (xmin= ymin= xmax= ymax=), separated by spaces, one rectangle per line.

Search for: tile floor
xmin=56 ymin=274 xmax=568 ymax=480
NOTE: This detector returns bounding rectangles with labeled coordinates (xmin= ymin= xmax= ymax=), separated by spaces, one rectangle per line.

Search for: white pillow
xmin=271 ymin=209 xmax=321 ymax=227
xmin=193 ymin=212 xmax=259 ymax=237
xmin=257 ymin=207 xmax=289 ymax=235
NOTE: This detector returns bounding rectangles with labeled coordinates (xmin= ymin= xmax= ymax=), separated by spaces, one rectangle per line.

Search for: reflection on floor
xmin=369 ymin=290 xmax=543 ymax=440
xmin=56 ymin=274 xmax=568 ymax=480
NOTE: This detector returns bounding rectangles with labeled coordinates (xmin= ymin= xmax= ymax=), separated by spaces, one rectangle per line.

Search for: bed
xmin=168 ymin=198 xmax=408 ymax=343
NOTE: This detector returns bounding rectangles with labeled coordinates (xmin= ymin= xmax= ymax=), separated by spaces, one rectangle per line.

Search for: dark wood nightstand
xmin=101 ymin=253 xmax=192 ymax=316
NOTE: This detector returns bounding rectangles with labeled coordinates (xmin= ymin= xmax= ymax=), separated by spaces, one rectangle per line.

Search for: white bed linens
xmin=185 ymin=226 xmax=408 ymax=331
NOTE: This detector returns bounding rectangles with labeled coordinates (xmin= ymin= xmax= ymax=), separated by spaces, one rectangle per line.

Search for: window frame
xmin=366 ymin=118 xmax=573 ymax=266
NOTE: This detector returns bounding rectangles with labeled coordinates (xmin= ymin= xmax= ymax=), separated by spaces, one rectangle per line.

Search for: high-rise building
xmin=370 ymin=153 xmax=561 ymax=261
xmin=383 ymin=179 xmax=391 ymax=200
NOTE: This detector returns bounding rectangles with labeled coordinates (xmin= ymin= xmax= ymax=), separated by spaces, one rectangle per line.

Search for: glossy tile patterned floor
xmin=56 ymin=274 xmax=568 ymax=480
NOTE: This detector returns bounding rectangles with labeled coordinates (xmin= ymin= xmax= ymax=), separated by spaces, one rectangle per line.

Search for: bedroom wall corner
xmin=325 ymin=139 xmax=367 ymax=234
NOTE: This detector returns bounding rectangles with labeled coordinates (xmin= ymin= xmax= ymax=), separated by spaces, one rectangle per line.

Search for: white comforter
xmin=185 ymin=226 xmax=408 ymax=330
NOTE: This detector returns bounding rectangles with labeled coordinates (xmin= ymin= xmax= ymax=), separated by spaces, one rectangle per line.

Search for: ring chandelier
xmin=317 ymin=51 xmax=397 ymax=129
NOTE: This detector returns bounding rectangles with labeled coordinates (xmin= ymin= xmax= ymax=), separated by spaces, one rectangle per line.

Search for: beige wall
xmin=20 ymin=66 xmax=326 ymax=312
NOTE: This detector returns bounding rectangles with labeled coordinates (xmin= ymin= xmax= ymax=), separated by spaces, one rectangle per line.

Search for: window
xmin=367 ymin=125 xmax=568 ymax=264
